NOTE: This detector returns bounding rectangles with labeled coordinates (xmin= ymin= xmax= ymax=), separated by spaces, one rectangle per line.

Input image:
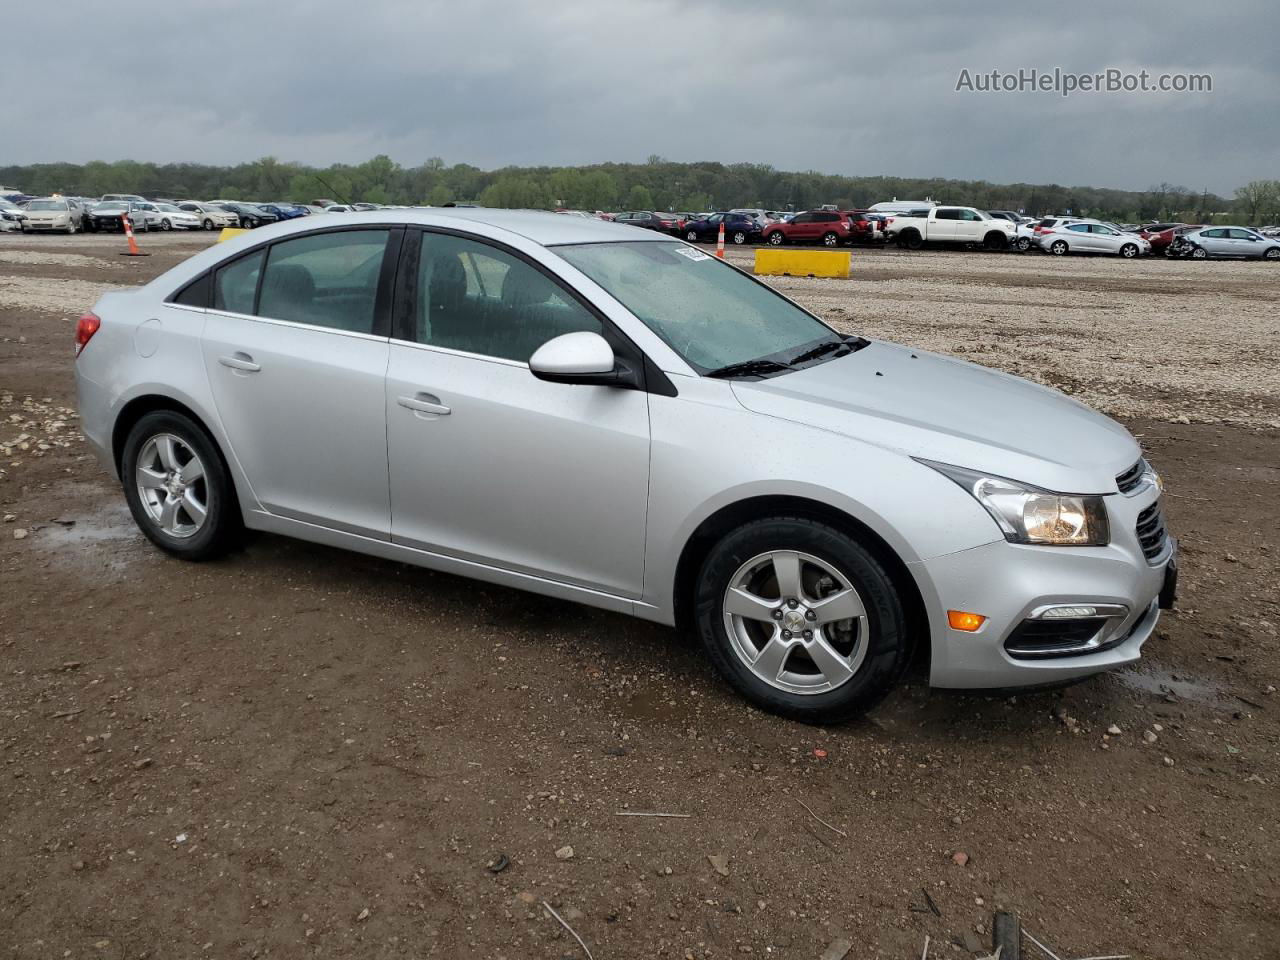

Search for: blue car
xmin=258 ymin=203 xmax=308 ymax=221
xmin=681 ymin=212 xmax=762 ymax=245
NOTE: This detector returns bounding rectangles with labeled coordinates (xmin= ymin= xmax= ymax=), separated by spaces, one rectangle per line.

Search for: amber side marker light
xmin=947 ymin=610 xmax=987 ymax=632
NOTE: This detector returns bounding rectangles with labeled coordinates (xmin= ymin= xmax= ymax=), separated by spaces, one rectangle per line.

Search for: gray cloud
xmin=5 ymin=0 xmax=1276 ymax=193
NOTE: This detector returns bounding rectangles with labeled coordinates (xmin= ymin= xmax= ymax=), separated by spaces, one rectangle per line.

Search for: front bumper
xmin=917 ymin=486 xmax=1175 ymax=689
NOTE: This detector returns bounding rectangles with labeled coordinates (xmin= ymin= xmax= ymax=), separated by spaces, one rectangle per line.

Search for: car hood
xmin=24 ymin=210 xmax=66 ymax=218
xmin=730 ymin=341 xmax=1139 ymax=493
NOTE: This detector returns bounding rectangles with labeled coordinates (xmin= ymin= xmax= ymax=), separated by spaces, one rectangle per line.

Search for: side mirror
xmin=529 ymin=332 xmax=639 ymax=389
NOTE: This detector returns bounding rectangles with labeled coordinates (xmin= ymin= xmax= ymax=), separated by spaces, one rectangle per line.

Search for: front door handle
xmin=218 ymin=353 xmax=261 ymax=373
xmin=397 ymin=392 xmax=451 ymax=417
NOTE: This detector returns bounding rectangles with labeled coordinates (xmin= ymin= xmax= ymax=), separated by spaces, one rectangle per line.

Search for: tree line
xmin=2 ymin=156 xmax=1273 ymax=223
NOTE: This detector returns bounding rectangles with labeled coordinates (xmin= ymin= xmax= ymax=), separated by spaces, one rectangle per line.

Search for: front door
xmin=385 ymin=229 xmax=652 ymax=597
xmin=200 ymin=227 xmax=398 ymax=538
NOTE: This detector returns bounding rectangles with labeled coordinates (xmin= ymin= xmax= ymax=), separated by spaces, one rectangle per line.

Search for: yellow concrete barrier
xmin=217 ymin=228 xmax=249 ymax=243
xmin=754 ymin=249 xmax=851 ymax=278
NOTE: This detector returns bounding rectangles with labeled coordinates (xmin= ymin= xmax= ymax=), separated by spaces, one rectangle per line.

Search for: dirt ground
xmin=1 ymin=232 xmax=1277 ymax=960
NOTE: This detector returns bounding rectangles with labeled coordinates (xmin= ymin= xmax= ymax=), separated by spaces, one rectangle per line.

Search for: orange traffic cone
xmin=716 ymin=222 xmax=725 ymax=258
xmin=120 ymin=215 xmax=149 ymax=257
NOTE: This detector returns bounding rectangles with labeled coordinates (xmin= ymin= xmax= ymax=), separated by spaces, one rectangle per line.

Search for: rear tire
xmin=1190 ymin=246 xmax=1208 ymax=259
xmin=821 ymin=231 xmax=839 ymax=247
xmin=120 ymin=411 xmax=243 ymax=561
xmin=685 ymin=229 xmax=700 ymax=242
xmin=766 ymin=231 xmax=785 ymax=246
xmin=694 ymin=516 xmax=911 ymax=723
xmin=898 ymin=230 xmax=923 ymax=251
xmin=1016 ymin=236 xmax=1032 ymax=251
xmin=1050 ymin=239 xmax=1069 ymax=256
xmin=732 ymin=230 xmax=748 ymax=245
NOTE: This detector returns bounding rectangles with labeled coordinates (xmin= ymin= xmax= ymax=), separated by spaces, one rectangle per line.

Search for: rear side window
xmin=934 ymin=208 xmax=960 ymax=220
xmin=213 ymin=249 xmax=264 ymax=314
xmin=258 ymin=230 xmax=389 ymax=333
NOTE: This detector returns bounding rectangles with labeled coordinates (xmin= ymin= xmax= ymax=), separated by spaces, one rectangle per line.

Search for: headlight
xmin=919 ymin=460 xmax=1110 ymax=546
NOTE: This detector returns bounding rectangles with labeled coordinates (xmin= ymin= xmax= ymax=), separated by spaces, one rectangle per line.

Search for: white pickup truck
xmin=884 ymin=205 xmax=1016 ymax=251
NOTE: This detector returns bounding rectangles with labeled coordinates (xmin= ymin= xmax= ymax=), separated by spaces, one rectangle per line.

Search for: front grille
xmin=1136 ymin=502 xmax=1168 ymax=563
xmin=1116 ymin=459 xmax=1146 ymax=494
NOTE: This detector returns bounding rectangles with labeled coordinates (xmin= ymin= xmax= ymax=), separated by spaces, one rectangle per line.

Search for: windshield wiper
xmin=705 ymin=357 xmax=793 ymax=380
xmin=788 ymin=338 xmax=854 ymax=366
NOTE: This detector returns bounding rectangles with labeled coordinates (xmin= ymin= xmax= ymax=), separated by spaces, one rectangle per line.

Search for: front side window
xmin=415 ymin=233 xmax=601 ymax=363
xmin=257 ymin=230 xmax=388 ymax=333
xmin=213 ymin=249 xmax=264 ymax=315
xmin=1228 ymin=228 xmax=1256 ymax=240
xmin=555 ymin=240 xmax=841 ymax=375
xmin=961 ymin=209 xmax=985 ymax=221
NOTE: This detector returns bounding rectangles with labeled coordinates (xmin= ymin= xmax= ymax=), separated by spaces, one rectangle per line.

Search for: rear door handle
xmin=397 ymin=392 xmax=451 ymax=417
xmin=218 ymin=353 xmax=261 ymax=373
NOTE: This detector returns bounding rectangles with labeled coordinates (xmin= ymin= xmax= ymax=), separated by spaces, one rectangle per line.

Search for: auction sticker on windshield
xmin=674 ymin=246 xmax=712 ymax=261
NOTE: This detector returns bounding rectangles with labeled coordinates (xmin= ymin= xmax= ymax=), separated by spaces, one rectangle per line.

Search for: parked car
xmin=101 ymin=194 xmax=146 ymax=204
xmin=84 ymin=201 xmax=152 ymax=233
xmin=18 ymin=197 xmax=83 ymax=234
xmin=257 ymin=203 xmax=308 ymax=221
xmin=986 ymin=210 xmax=1023 ymax=223
xmin=217 ymin=202 xmax=279 ymax=228
xmin=728 ymin=208 xmax=771 ymax=229
xmin=885 ymin=206 xmax=1016 ymax=250
xmin=987 ymin=213 xmax=1039 ymax=251
xmin=176 ymin=202 xmax=240 ymax=230
xmin=681 ymin=212 xmax=761 ymax=245
xmin=151 ymin=203 xmax=204 ymax=231
xmin=762 ymin=210 xmax=859 ymax=247
xmin=0 ymin=198 xmax=26 ymax=231
xmin=74 ymin=209 xmax=1177 ymax=723
xmin=1036 ymin=220 xmax=1152 ymax=258
xmin=323 ymin=204 xmax=354 ymax=214
xmin=613 ymin=211 xmax=681 ymax=234
xmin=845 ymin=210 xmax=887 ymax=244
xmin=1178 ymin=226 xmax=1280 ymax=260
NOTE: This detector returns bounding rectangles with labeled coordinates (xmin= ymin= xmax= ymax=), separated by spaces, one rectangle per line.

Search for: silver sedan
xmin=74 ymin=209 xmax=1177 ymax=722
xmin=1182 ymin=226 xmax=1280 ymax=260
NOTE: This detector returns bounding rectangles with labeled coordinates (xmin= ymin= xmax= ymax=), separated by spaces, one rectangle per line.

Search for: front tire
xmin=982 ymin=231 xmax=1008 ymax=251
xmin=694 ymin=517 xmax=911 ymax=723
xmin=121 ymin=411 xmax=243 ymax=561
xmin=203 ymin=218 xmax=215 ymax=230
xmin=161 ymin=218 xmax=172 ymax=231
xmin=1264 ymin=247 xmax=1280 ymax=260
xmin=1120 ymin=242 xmax=1138 ymax=258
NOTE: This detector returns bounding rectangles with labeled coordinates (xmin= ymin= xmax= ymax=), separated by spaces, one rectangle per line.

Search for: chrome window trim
xmin=388 ymin=336 xmax=528 ymax=369
xmin=204 ymin=307 xmax=390 ymax=344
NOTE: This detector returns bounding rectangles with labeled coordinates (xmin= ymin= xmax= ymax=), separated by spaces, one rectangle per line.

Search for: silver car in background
xmin=1037 ymin=219 xmax=1151 ymax=257
xmin=19 ymin=197 xmax=83 ymax=233
xmin=74 ymin=209 xmax=1177 ymax=722
xmin=177 ymin=202 xmax=240 ymax=230
xmin=1181 ymin=226 xmax=1280 ymax=260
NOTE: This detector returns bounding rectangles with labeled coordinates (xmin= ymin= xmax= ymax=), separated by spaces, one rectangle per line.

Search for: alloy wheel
xmin=134 ymin=433 xmax=210 ymax=539
xmin=722 ymin=550 xmax=868 ymax=695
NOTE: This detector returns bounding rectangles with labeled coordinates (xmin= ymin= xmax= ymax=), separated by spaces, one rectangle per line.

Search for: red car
xmin=1138 ymin=223 xmax=1203 ymax=254
xmin=762 ymin=210 xmax=859 ymax=247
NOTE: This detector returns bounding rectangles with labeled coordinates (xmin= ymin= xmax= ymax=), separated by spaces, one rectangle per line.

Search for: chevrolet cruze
xmin=74 ymin=209 xmax=1178 ymax=722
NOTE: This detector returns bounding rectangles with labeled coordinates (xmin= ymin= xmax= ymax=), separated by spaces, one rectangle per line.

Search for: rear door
xmin=200 ymin=227 xmax=400 ymax=538
xmin=1064 ymin=222 xmax=1094 ymax=251
xmin=384 ymin=228 xmax=652 ymax=596
xmin=929 ymin=208 xmax=959 ymax=241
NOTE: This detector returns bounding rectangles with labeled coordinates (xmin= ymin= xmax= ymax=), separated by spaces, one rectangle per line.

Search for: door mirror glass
xmin=530 ymin=331 xmax=616 ymax=378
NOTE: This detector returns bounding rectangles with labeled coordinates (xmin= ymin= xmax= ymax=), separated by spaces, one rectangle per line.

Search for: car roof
xmin=318 ymin=208 xmax=667 ymax=246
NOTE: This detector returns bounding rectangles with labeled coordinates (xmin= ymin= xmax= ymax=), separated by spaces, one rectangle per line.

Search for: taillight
xmin=75 ymin=311 xmax=100 ymax=356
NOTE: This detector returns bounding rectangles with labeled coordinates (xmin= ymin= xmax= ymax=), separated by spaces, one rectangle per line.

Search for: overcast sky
xmin=5 ymin=0 xmax=1276 ymax=194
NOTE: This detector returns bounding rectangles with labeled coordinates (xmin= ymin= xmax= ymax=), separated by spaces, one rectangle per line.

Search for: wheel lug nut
xmin=781 ymin=630 xmax=792 ymax=640
xmin=803 ymin=630 xmax=813 ymax=640
xmin=805 ymin=610 xmax=816 ymax=621
xmin=771 ymin=609 xmax=783 ymax=620
xmin=787 ymin=598 xmax=799 ymax=609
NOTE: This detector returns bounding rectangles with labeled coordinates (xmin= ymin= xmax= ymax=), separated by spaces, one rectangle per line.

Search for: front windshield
xmin=26 ymin=200 xmax=65 ymax=211
xmin=554 ymin=240 xmax=843 ymax=374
